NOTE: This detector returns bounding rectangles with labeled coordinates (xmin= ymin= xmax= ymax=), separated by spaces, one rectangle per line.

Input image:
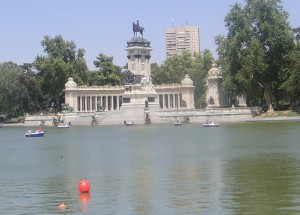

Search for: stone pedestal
xmin=119 ymin=36 xmax=160 ymax=124
xmin=206 ymin=64 xmax=224 ymax=108
xmin=122 ymin=84 xmax=159 ymax=108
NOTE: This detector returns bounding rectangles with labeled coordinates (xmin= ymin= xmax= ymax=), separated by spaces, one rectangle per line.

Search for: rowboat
xmin=203 ymin=122 xmax=219 ymax=127
xmin=25 ymin=131 xmax=45 ymax=137
xmin=174 ymin=121 xmax=182 ymax=126
xmin=58 ymin=124 xmax=70 ymax=128
xmin=125 ymin=121 xmax=134 ymax=126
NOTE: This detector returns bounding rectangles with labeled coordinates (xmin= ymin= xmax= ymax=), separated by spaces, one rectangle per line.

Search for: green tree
xmin=216 ymin=0 xmax=295 ymax=111
xmin=281 ymin=27 xmax=300 ymax=110
xmin=189 ymin=50 xmax=214 ymax=108
xmin=19 ymin=63 xmax=45 ymax=114
xmin=151 ymin=50 xmax=214 ymax=108
xmin=152 ymin=51 xmax=195 ymax=85
xmin=34 ymin=35 xmax=89 ymax=112
xmin=92 ymin=53 xmax=122 ymax=86
xmin=0 ymin=62 xmax=23 ymax=116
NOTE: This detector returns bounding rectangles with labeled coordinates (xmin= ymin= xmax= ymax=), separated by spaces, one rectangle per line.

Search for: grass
xmin=259 ymin=110 xmax=300 ymax=117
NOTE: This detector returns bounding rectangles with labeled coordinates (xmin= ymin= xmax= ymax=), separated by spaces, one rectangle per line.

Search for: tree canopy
xmin=151 ymin=50 xmax=214 ymax=108
xmin=280 ymin=27 xmax=300 ymax=109
xmin=91 ymin=53 xmax=122 ymax=86
xmin=34 ymin=35 xmax=89 ymax=112
xmin=216 ymin=0 xmax=295 ymax=111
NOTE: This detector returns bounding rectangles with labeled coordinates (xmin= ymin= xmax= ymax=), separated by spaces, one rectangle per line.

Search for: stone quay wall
xmin=24 ymin=106 xmax=262 ymax=126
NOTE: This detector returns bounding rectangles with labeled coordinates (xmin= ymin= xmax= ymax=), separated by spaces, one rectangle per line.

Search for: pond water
xmin=1 ymin=122 xmax=300 ymax=214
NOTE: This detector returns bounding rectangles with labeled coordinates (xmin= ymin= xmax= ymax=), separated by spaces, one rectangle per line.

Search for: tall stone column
xmin=105 ymin=96 xmax=108 ymax=111
xmin=110 ymin=96 xmax=114 ymax=110
xmin=173 ymin=94 xmax=176 ymax=109
xmin=117 ymin=96 xmax=120 ymax=110
xmin=74 ymin=96 xmax=78 ymax=112
xmin=206 ymin=64 xmax=223 ymax=108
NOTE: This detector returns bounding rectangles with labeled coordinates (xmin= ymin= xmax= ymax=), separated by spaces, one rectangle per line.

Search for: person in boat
xmin=36 ymin=128 xmax=41 ymax=133
xmin=27 ymin=129 xmax=32 ymax=134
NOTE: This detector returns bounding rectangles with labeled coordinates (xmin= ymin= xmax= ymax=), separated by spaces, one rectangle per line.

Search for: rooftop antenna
xmin=186 ymin=19 xmax=188 ymax=26
xmin=171 ymin=18 xmax=174 ymax=28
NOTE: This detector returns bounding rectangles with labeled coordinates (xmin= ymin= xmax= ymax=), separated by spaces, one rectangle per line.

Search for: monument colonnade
xmin=65 ymin=79 xmax=190 ymax=112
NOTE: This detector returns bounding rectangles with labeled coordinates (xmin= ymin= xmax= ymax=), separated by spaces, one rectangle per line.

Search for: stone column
xmin=206 ymin=64 xmax=223 ymax=108
xmin=110 ymin=96 xmax=114 ymax=110
xmin=173 ymin=94 xmax=176 ymax=109
xmin=75 ymin=96 xmax=79 ymax=112
xmin=105 ymin=96 xmax=108 ymax=111
xmin=135 ymin=57 xmax=139 ymax=75
xmin=80 ymin=96 xmax=82 ymax=112
xmin=91 ymin=96 xmax=94 ymax=111
xmin=117 ymin=96 xmax=120 ymax=110
xmin=179 ymin=94 xmax=182 ymax=108
xmin=75 ymin=96 xmax=78 ymax=112
xmin=84 ymin=96 xmax=88 ymax=111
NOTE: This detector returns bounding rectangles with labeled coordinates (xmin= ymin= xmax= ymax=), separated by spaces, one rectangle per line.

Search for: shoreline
xmin=2 ymin=116 xmax=300 ymax=127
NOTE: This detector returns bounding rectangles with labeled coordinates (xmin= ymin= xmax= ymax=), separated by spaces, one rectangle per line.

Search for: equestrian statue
xmin=133 ymin=20 xmax=145 ymax=38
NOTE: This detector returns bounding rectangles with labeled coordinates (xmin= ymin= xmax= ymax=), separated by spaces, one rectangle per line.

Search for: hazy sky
xmin=1 ymin=0 xmax=299 ymax=70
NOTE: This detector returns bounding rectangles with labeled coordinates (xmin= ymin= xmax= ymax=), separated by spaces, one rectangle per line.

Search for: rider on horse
xmin=133 ymin=20 xmax=144 ymax=38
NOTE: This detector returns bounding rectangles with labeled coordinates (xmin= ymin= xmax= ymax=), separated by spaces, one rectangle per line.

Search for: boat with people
xmin=58 ymin=124 xmax=70 ymax=128
xmin=174 ymin=121 xmax=182 ymax=126
xmin=203 ymin=121 xmax=220 ymax=127
xmin=25 ymin=128 xmax=45 ymax=137
xmin=125 ymin=121 xmax=135 ymax=126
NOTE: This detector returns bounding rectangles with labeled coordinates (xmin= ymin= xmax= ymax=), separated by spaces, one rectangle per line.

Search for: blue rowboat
xmin=25 ymin=131 xmax=45 ymax=137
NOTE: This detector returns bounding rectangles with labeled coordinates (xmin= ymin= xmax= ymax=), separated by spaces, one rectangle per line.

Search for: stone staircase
xmin=97 ymin=103 xmax=164 ymax=125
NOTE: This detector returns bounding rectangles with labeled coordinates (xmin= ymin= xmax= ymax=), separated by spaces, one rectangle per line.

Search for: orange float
xmin=58 ymin=203 xmax=67 ymax=209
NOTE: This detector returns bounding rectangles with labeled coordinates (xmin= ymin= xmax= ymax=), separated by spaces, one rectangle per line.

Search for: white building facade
xmin=166 ymin=25 xmax=200 ymax=58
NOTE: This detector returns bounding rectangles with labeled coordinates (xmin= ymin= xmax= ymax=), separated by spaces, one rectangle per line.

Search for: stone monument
xmin=120 ymin=21 xmax=160 ymax=124
xmin=206 ymin=64 xmax=224 ymax=108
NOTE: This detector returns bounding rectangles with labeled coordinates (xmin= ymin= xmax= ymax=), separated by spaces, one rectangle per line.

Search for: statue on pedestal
xmin=133 ymin=20 xmax=145 ymax=38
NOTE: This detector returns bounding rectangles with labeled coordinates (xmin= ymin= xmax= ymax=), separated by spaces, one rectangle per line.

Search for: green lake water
xmin=0 ymin=122 xmax=300 ymax=214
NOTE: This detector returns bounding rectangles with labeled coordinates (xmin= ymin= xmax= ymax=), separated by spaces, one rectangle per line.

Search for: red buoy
xmin=78 ymin=179 xmax=90 ymax=193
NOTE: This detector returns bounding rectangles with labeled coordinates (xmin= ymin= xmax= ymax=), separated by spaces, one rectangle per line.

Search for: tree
xmin=281 ymin=27 xmax=300 ymax=110
xmin=34 ymin=35 xmax=89 ymax=112
xmin=151 ymin=50 xmax=214 ymax=108
xmin=19 ymin=63 xmax=45 ymax=114
xmin=152 ymin=51 xmax=196 ymax=85
xmin=92 ymin=53 xmax=122 ymax=86
xmin=189 ymin=49 xmax=214 ymax=108
xmin=216 ymin=0 xmax=295 ymax=111
xmin=0 ymin=62 xmax=23 ymax=116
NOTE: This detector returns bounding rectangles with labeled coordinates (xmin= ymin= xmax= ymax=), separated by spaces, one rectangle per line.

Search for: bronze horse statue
xmin=133 ymin=21 xmax=145 ymax=38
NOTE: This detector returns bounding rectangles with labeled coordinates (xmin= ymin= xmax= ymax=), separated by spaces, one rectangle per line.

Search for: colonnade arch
xmin=76 ymin=95 xmax=122 ymax=112
xmin=158 ymin=93 xmax=182 ymax=109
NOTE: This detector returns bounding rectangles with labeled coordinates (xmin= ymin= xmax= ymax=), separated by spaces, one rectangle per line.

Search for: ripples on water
xmin=1 ymin=122 xmax=300 ymax=214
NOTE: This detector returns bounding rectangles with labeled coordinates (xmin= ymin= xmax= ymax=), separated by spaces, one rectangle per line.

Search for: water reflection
xmin=222 ymin=156 xmax=300 ymax=214
xmin=1 ymin=123 xmax=300 ymax=214
xmin=79 ymin=192 xmax=90 ymax=211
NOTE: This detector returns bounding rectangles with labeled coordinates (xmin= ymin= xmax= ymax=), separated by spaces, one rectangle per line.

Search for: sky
xmin=1 ymin=0 xmax=299 ymax=70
